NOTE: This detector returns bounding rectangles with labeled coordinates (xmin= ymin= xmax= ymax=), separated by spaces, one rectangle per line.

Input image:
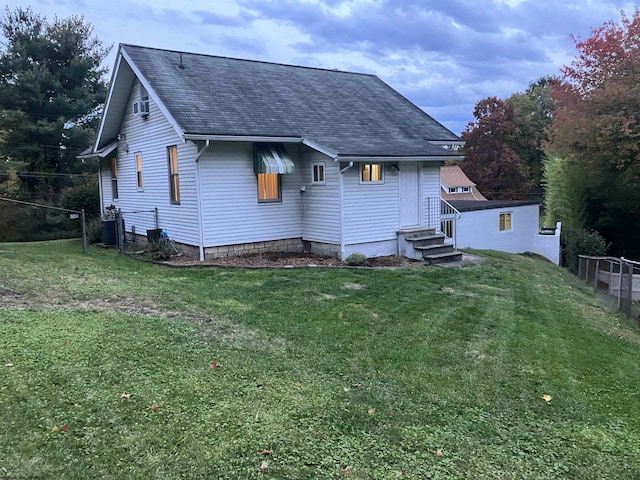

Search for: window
xmin=499 ymin=212 xmax=512 ymax=231
xmin=312 ymin=162 xmax=325 ymax=185
xmin=448 ymin=187 xmax=457 ymax=194
xmin=258 ymin=173 xmax=281 ymax=202
xmin=361 ymin=163 xmax=383 ymax=183
xmin=462 ymin=186 xmax=471 ymax=193
xmin=167 ymin=145 xmax=180 ymax=204
xmin=110 ymin=157 xmax=118 ymax=200
xmin=135 ymin=152 xmax=143 ymax=189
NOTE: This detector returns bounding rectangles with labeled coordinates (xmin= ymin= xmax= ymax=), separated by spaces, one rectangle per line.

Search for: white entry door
xmin=399 ymin=162 xmax=420 ymax=228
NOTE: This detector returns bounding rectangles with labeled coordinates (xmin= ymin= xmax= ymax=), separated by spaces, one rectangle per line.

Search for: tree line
xmin=0 ymin=7 xmax=108 ymax=241
xmin=460 ymin=10 xmax=640 ymax=260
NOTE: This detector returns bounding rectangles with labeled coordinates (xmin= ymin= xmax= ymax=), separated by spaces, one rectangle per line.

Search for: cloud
xmin=3 ymin=0 xmax=638 ymax=134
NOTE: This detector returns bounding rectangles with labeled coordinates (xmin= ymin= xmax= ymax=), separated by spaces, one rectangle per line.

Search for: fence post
xmin=618 ymin=258 xmax=624 ymax=308
xmin=578 ymin=256 xmax=583 ymax=279
xmin=608 ymin=260 xmax=613 ymax=297
xmin=594 ymin=259 xmax=599 ymax=291
xmin=154 ymin=207 xmax=159 ymax=229
xmin=116 ymin=209 xmax=125 ymax=253
xmin=626 ymin=260 xmax=633 ymax=319
xmin=81 ymin=209 xmax=87 ymax=255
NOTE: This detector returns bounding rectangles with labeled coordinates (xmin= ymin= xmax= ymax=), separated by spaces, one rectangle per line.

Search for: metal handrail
xmin=425 ymin=196 xmax=461 ymax=249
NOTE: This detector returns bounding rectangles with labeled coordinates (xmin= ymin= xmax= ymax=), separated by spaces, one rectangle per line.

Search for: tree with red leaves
xmin=546 ymin=9 xmax=640 ymax=257
xmin=461 ymin=97 xmax=532 ymax=200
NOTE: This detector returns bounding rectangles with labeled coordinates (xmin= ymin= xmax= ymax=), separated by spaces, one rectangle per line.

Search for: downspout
xmin=194 ymin=140 xmax=209 ymax=261
xmin=98 ymin=159 xmax=104 ymax=214
xmin=339 ymin=161 xmax=354 ymax=259
xmin=340 ymin=161 xmax=354 ymax=174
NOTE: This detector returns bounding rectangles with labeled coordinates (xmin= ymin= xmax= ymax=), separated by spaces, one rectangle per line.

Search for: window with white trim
xmin=311 ymin=162 xmax=325 ymax=185
xmin=135 ymin=152 xmax=143 ymax=189
xmin=167 ymin=145 xmax=180 ymax=204
xmin=360 ymin=163 xmax=383 ymax=183
xmin=258 ymin=173 xmax=281 ymax=202
xmin=110 ymin=157 xmax=118 ymax=200
xmin=499 ymin=212 xmax=512 ymax=231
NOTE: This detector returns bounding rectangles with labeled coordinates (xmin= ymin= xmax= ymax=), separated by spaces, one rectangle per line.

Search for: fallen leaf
xmin=61 ymin=424 xmax=69 ymax=432
xmin=152 ymin=403 xmax=160 ymax=412
xmin=294 ymin=383 xmax=302 ymax=388
xmin=542 ymin=394 xmax=552 ymax=402
xmin=260 ymin=449 xmax=272 ymax=455
xmin=120 ymin=393 xmax=131 ymax=399
xmin=52 ymin=425 xmax=59 ymax=432
xmin=210 ymin=361 xmax=218 ymax=369
xmin=5 ymin=363 xmax=13 ymax=367
xmin=342 ymin=466 xmax=351 ymax=475
xmin=389 ymin=410 xmax=396 ymax=416
xmin=367 ymin=408 xmax=375 ymax=416
xmin=396 ymin=472 xmax=404 ymax=478
xmin=260 ymin=460 xmax=269 ymax=472
xmin=436 ymin=449 xmax=443 ymax=457
xmin=351 ymin=383 xmax=362 ymax=388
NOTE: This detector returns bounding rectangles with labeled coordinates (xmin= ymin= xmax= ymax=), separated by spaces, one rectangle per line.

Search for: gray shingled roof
xmin=121 ymin=44 xmax=462 ymax=157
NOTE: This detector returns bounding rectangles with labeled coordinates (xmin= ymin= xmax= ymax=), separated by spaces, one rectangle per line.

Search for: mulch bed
xmin=158 ymin=251 xmax=422 ymax=268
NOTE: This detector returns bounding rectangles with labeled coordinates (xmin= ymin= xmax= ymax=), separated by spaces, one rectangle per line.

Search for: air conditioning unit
xmin=133 ymin=100 xmax=150 ymax=117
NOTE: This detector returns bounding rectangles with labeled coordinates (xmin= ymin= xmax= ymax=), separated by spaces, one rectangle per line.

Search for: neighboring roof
xmin=448 ymin=200 xmax=540 ymax=212
xmin=96 ymin=44 xmax=464 ymax=159
xmin=440 ymin=165 xmax=487 ymax=201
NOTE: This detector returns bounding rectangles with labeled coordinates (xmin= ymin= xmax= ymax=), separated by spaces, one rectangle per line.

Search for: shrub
xmin=346 ymin=252 xmax=368 ymax=266
xmin=146 ymin=240 xmax=173 ymax=261
xmin=565 ymin=229 xmax=608 ymax=272
xmin=61 ymin=182 xmax=100 ymax=219
xmin=86 ymin=216 xmax=103 ymax=244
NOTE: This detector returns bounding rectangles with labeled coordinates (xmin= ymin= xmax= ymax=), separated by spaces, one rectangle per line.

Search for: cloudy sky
xmin=3 ymin=0 xmax=637 ymax=134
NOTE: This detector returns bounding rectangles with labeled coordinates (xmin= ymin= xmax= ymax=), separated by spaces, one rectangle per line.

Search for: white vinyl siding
xmin=199 ymin=142 xmax=303 ymax=247
xmin=301 ymin=150 xmax=340 ymax=244
xmin=99 ymin=157 xmax=118 ymax=205
xmin=104 ymin=81 xmax=199 ymax=246
xmin=343 ymin=162 xmax=399 ymax=244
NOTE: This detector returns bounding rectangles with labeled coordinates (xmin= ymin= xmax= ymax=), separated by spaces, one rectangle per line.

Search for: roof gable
xmin=97 ymin=44 xmax=464 ymax=158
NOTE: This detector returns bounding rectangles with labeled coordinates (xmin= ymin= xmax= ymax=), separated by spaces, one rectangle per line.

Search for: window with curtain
xmin=499 ymin=212 xmax=512 ymax=231
xmin=167 ymin=145 xmax=180 ymax=204
xmin=135 ymin=152 xmax=143 ymax=189
xmin=258 ymin=173 xmax=281 ymax=202
xmin=360 ymin=163 xmax=383 ymax=183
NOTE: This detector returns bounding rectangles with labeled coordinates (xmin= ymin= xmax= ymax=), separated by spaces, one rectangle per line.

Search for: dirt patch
xmin=156 ymin=252 xmax=422 ymax=268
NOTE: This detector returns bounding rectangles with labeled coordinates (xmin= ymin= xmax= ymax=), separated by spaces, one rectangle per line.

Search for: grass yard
xmin=1 ymin=240 xmax=639 ymax=479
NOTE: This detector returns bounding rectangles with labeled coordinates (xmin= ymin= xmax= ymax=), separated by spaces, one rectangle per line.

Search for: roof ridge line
xmin=119 ymin=43 xmax=378 ymax=78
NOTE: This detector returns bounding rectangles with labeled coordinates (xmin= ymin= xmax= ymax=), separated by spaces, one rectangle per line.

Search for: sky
xmin=3 ymin=0 xmax=637 ymax=135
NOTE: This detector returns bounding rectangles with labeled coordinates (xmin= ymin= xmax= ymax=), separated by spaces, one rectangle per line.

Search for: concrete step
xmin=415 ymin=244 xmax=455 ymax=256
xmin=411 ymin=234 xmax=447 ymax=247
xmin=398 ymin=227 xmax=436 ymax=240
xmin=423 ymin=251 xmax=463 ymax=265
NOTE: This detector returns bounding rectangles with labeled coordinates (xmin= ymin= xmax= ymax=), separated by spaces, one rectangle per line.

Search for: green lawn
xmin=1 ymin=240 xmax=639 ymax=479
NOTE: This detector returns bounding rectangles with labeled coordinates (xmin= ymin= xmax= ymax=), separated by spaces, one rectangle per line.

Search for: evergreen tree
xmin=0 ymin=6 xmax=109 ymax=199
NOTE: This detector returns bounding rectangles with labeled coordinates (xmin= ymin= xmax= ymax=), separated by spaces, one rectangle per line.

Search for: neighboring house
xmin=440 ymin=165 xmax=487 ymax=201
xmin=81 ymin=44 xmax=465 ymax=261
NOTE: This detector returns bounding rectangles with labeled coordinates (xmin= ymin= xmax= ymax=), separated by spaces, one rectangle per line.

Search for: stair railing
xmin=425 ymin=197 xmax=461 ymax=249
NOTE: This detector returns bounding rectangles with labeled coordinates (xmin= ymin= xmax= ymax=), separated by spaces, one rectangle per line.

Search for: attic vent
xmin=133 ymin=100 xmax=150 ymax=117
xmin=178 ymin=53 xmax=185 ymax=70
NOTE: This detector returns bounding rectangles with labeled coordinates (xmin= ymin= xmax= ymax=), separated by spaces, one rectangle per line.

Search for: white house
xmin=81 ymin=44 xmax=466 ymax=262
xmin=440 ymin=165 xmax=487 ymax=201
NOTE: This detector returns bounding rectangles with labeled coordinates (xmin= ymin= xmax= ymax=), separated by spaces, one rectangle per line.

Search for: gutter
xmin=183 ymin=134 xmax=302 ymax=143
